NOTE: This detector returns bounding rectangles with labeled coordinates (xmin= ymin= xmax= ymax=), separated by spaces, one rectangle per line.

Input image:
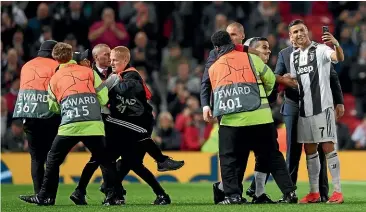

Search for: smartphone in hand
xmin=322 ymin=26 xmax=329 ymax=34
xmin=322 ymin=26 xmax=330 ymax=43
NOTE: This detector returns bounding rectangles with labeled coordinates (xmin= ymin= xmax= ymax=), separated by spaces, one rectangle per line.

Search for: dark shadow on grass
xmin=24 ymin=200 xmax=366 ymax=207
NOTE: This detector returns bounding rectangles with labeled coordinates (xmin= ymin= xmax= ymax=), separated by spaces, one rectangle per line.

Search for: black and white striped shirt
xmin=290 ymin=42 xmax=337 ymax=117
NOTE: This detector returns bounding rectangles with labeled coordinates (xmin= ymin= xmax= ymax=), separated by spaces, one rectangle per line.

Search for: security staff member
xmin=19 ymin=43 xmax=122 ymax=206
xmin=202 ymin=31 xmax=296 ymax=204
xmin=13 ymin=40 xmax=61 ymax=195
xmin=202 ymin=22 xmax=265 ymax=108
xmin=66 ymin=50 xmax=126 ymax=205
xmin=243 ymin=37 xmax=277 ymax=199
xmin=275 ymin=36 xmax=344 ymax=202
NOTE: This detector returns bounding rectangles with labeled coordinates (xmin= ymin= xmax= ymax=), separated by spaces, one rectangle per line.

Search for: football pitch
xmin=2 ymin=182 xmax=366 ymax=212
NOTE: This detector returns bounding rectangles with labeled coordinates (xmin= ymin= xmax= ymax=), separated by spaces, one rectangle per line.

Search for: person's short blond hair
xmin=52 ymin=42 xmax=72 ymax=63
xmin=112 ymin=46 xmax=130 ymax=62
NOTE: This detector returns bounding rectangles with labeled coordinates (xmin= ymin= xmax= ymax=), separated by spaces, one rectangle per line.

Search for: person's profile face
xmin=255 ymin=41 xmax=271 ymax=63
xmin=110 ymin=51 xmax=127 ymax=73
xmin=96 ymin=47 xmax=111 ymax=67
xmin=226 ymin=26 xmax=244 ymax=45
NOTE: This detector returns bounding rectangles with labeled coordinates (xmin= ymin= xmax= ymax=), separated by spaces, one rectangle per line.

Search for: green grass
xmin=2 ymin=182 xmax=366 ymax=212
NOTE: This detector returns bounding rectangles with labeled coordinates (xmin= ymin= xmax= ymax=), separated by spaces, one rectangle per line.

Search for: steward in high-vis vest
xmin=69 ymin=49 xmax=127 ymax=205
xmin=208 ymin=48 xmax=273 ymax=126
xmin=13 ymin=40 xmax=61 ymax=195
xmin=13 ymin=51 xmax=59 ymax=119
xmin=48 ymin=59 xmax=107 ymax=136
xmin=19 ymin=42 xmax=123 ymax=206
xmin=202 ymin=31 xmax=296 ymax=205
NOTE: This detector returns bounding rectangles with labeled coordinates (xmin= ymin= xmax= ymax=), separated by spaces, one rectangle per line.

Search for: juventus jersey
xmin=290 ymin=42 xmax=337 ymax=117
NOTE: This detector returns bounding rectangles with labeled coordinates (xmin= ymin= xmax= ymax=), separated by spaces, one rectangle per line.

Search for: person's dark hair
xmin=247 ymin=37 xmax=268 ymax=48
xmin=288 ymin=19 xmax=305 ymax=29
xmin=211 ymin=30 xmax=232 ymax=48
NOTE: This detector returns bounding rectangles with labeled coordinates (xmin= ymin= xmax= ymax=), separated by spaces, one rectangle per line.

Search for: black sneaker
xmin=246 ymin=187 xmax=255 ymax=198
xmin=213 ymin=182 xmax=225 ymax=204
xmin=70 ymin=189 xmax=87 ymax=205
xmin=218 ymin=196 xmax=243 ymax=205
xmin=252 ymin=193 xmax=276 ymax=204
xmin=153 ymin=194 xmax=171 ymax=205
xmin=102 ymin=192 xmax=125 ymax=206
xmin=278 ymin=191 xmax=298 ymax=203
xmin=19 ymin=194 xmax=55 ymax=206
xmin=241 ymin=197 xmax=248 ymax=204
xmin=157 ymin=158 xmax=184 ymax=172
xmin=321 ymin=196 xmax=329 ymax=203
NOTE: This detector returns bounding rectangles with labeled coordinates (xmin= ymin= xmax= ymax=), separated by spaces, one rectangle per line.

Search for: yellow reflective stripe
xmin=247 ymin=53 xmax=261 ymax=81
xmin=263 ymin=84 xmax=273 ymax=92
xmin=261 ymin=65 xmax=268 ymax=76
xmin=95 ymin=83 xmax=106 ymax=92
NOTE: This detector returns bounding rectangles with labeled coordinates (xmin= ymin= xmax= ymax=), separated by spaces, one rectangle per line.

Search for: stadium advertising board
xmin=1 ymin=152 xmax=365 ymax=184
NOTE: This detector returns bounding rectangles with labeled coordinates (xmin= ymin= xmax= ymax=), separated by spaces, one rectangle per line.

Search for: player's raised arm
xmin=321 ymin=32 xmax=344 ymax=62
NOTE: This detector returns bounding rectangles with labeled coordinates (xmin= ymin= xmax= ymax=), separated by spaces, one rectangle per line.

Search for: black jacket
xmin=107 ymin=65 xmax=153 ymax=128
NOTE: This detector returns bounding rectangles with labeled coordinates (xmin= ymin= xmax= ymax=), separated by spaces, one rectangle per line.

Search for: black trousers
xmin=115 ymin=140 xmax=166 ymax=195
xmin=283 ymin=113 xmax=329 ymax=197
xmin=77 ymin=117 xmax=167 ymax=193
xmin=22 ymin=116 xmax=60 ymax=194
xmin=38 ymin=135 xmax=118 ymax=199
xmin=219 ymin=123 xmax=296 ymax=197
xmin=249 ymin=127 xmax=293 ymax=195
xmin=106 ymin=121 xmax=166 ymax=195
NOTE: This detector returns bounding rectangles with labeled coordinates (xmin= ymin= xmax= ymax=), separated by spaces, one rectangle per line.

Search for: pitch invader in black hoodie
xmin=104 ymin=46 xmax=173 ymax=205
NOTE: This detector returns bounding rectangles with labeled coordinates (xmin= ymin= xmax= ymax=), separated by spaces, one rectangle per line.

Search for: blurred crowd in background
xmin=1 ymin=1 xmax=366 ymax=152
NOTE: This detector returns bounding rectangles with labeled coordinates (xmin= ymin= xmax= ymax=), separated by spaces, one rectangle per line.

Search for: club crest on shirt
xmin=309 ymin=52 xmax=315 ymax=62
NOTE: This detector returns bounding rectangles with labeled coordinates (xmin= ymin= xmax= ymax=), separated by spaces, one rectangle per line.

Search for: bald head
xmin=226 ymin=22 xmax=245 ymax=45
xmin=92 ymin=44 xmax=111 ymax=69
